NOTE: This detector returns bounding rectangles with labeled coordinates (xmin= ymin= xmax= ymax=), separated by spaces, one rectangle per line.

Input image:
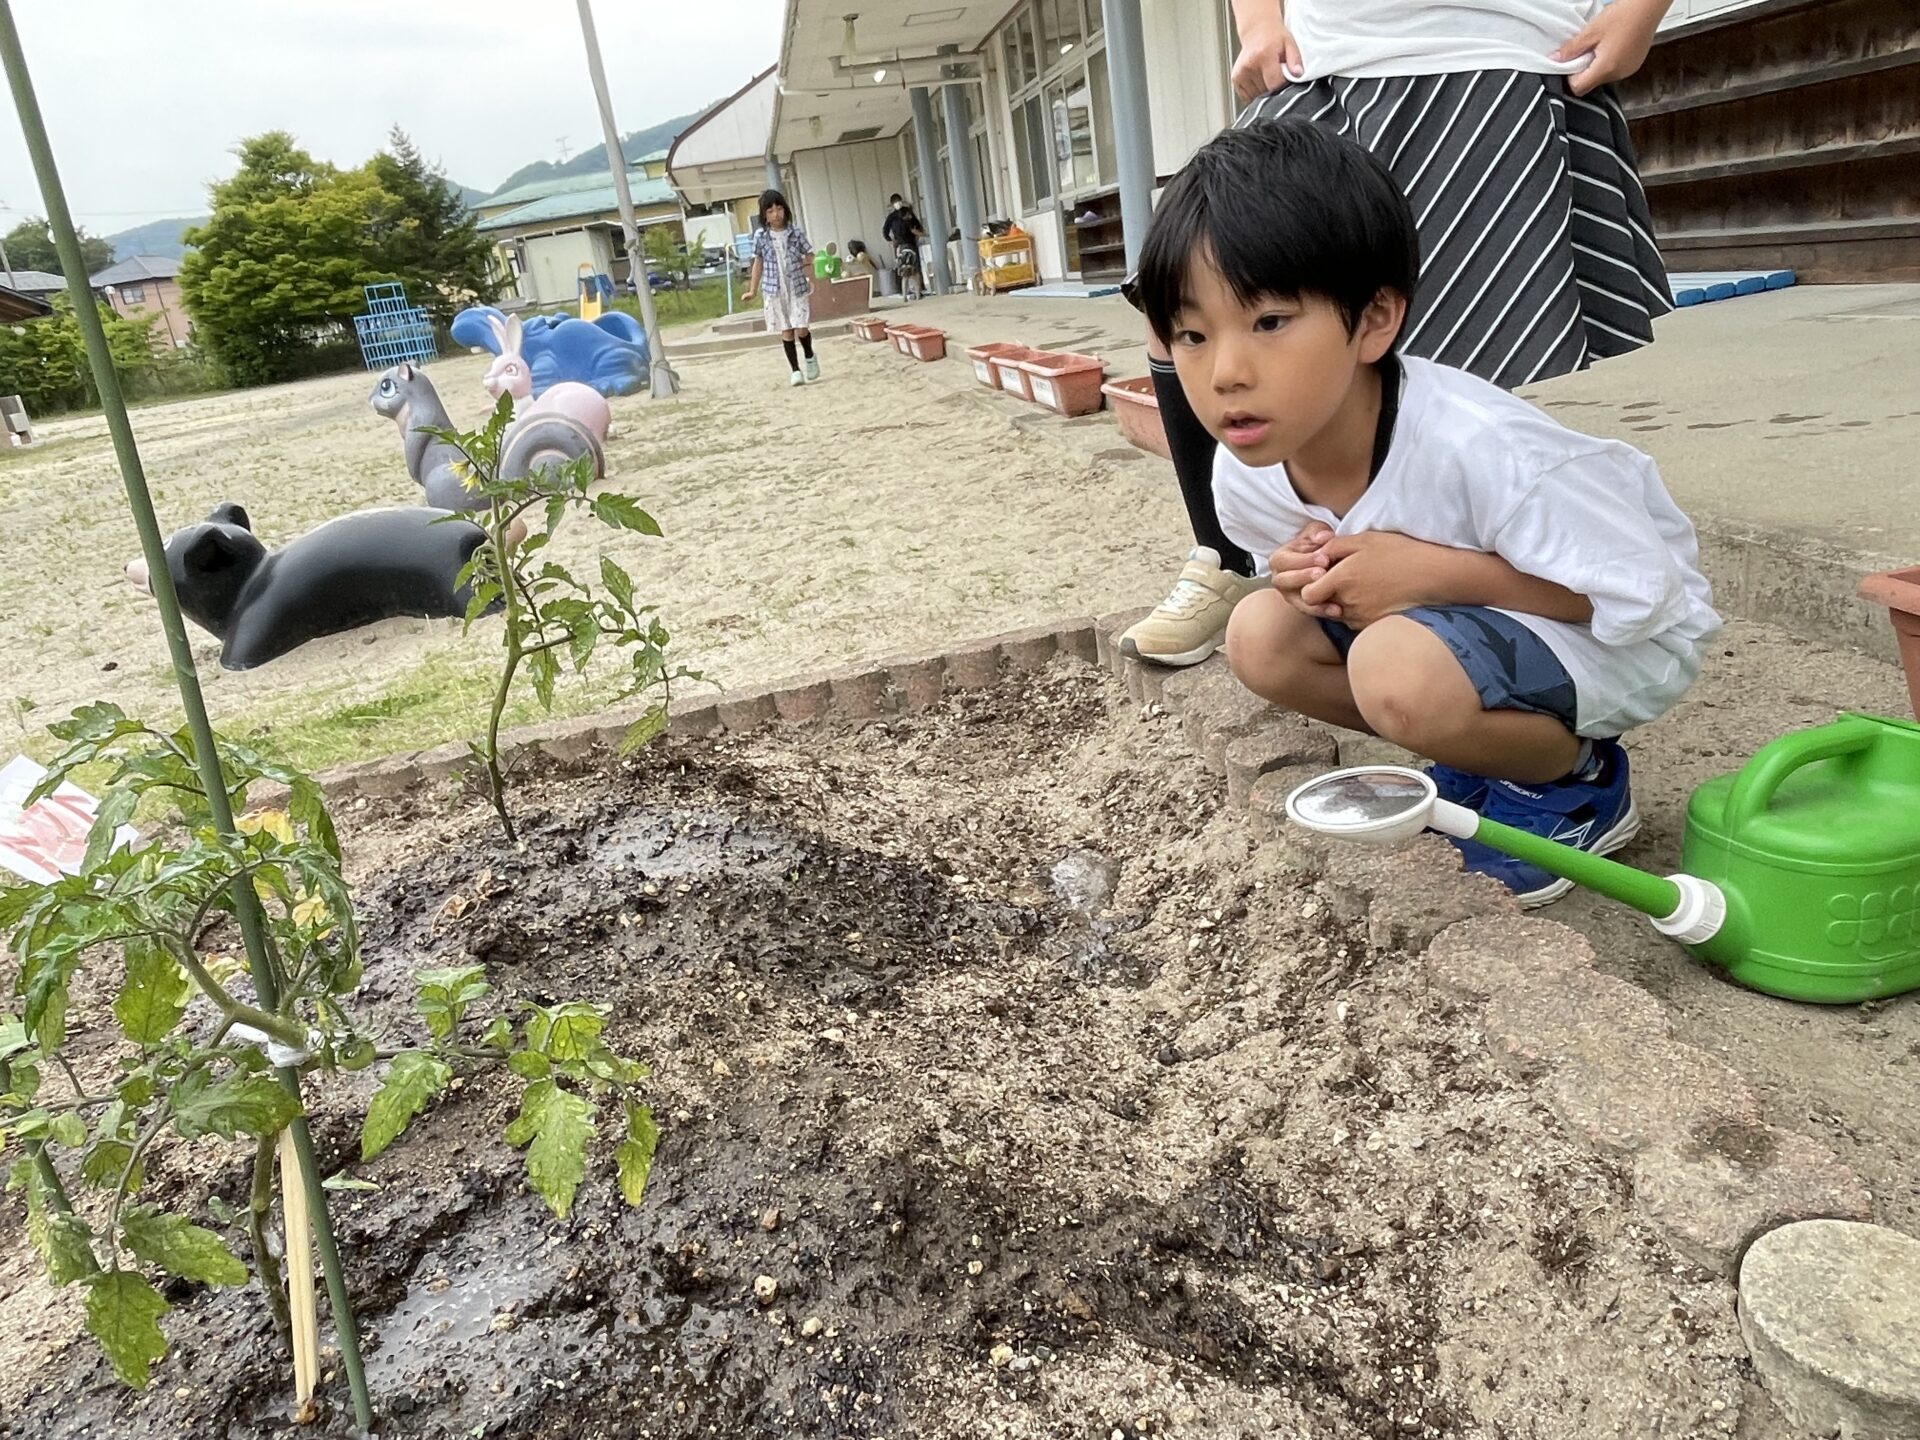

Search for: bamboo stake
xmin=0 ymin=6 xmax=374 ymax=1429
xmin=279 ymin=1131 xmax=321 ymax=1409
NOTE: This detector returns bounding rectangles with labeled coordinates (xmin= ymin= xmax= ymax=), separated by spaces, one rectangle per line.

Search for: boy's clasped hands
xmin=1268 ymin=523 xmax=1449 ymax=628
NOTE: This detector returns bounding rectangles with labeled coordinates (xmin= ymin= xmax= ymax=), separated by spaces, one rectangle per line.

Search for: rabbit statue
xmin=483 ymin=312 xmax=613 ymax=444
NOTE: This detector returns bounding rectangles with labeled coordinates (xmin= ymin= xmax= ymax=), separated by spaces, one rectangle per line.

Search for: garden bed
xmin=2 ymin=662 xmax=1756 ymax=1439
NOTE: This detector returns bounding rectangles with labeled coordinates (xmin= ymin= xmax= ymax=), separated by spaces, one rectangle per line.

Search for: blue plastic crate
xmin=354 ymin=283 xmax=439 ymax=370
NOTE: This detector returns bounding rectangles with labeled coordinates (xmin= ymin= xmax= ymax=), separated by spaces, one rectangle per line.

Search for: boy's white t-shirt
xmin=1213 ymin=356 xmax=1721 ymax=738
xmin=1284 ymin=0 xmax=1603 ymax=81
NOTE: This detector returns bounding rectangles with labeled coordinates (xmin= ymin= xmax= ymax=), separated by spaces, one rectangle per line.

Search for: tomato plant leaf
xmin=112 ymin=941 xmax=190 ymax=1046
xmin=615 ymin=1102 xmax=659 ymax=1207
xmin=84 ymin=1270 xmax=169 ymax=1389
xmin=588 ymin=493 xmax=662 ymax=536
xmin=169 ymin=1071 xmax=302 ymax=1142
xmin=524 ymin=1085 xmax=593 ymax=1218
xmin=14 ymin=1160 xmax=97 ymax=1285
xmin=120 ymin=1207 xmax=247 ymax=1286
xmin=361 ymin=1051 xmax=452 ymax=1160
xmin=84 ymin=786 xmax=138 ymax=873
xmin=618 ymin=703 xmax=668 ymax=756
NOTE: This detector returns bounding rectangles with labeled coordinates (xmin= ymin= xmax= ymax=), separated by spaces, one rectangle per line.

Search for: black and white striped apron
xmin=1238 ymin=71 xmax=1671 ymax=389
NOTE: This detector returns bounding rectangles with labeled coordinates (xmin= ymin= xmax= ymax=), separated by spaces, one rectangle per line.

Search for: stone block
xmin=773 ymin=680 xmax=834 ymax=723
xmin=1156 ymin=654 xmax=1230 ymax=716
xmin=1634 ymin=1127 xmax=1872 ymax=1278
xmin=888 ymin=656 xmax=947 ymax=711
xmin=1323 ymin=835 xmax=1516 ymax=953
xmin=360 ymin=753 xmax=426 ymax=798
xmin=717 ymin=688 xmax=779 ymax=732
xmin=1739 ymin=1220 xmax=1920 ymax=1440
xmin=1247 ymin=765 xmax=1334 ymax=873
xmin=669 ymin=704 xmax=721 ymax=739
xmin=829 ymin=667 xmax=892 ymax=719
xmin=1000 ymin=623 xmax=1061 ymax=673
xmin=1178 ymin=670 xmax=1268 ymax=760
xmin=1125 ymin=658 xmax=1172 ymax=707
xmin=1224 ymin=721 xmax=1340 ymax=808
xmin=944 ymin=643 xmax=1001 ymax=692
xmin=1054 ymin=620 xmax=1098 ymax=664
xmin=1094 ymin=606 xmax=1152 ymax=674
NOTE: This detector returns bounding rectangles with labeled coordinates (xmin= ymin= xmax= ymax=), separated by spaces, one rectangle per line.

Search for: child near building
xmin=742 ymin=189 xmax=820 ymax=386
xmin=1133 ymin=120 xmax=1719 ymax=905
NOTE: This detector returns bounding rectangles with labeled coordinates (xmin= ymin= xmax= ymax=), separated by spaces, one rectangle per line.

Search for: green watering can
xmin=1285 ymin=713 xmax=1920 ymax=1004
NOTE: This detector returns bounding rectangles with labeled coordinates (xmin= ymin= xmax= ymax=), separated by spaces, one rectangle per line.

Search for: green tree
xmin=2 ymin=216 xmax=113 ymax=278
xmin=0 ymin=296 xmax=165 ymax=414
xmin=178 ymin=133 xmax=405 ymax=385
xmin=640 ymin=224 xmax=697 ymax=291
xmin=367 ymin=127 xmax=501 ymax=324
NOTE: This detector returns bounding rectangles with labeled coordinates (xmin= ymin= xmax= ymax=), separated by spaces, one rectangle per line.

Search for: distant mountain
xmin=103 ymin=215 xmax=207 ymax=262
xmin=487 ymin=111 xmax=701 ymax=198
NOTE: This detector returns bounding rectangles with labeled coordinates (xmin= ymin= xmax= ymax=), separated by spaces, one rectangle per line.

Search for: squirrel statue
xmin=370 ymin=361 xmax=604 ymax=512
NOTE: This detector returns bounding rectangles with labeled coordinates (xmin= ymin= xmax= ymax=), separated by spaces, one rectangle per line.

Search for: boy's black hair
xmin=1134 ymin=119 xmax=1420 ymax=345
xmin=757 ymin=189 xmax=791 ymax=228
xmin=889 ymin=192 xmax=903 ymax=204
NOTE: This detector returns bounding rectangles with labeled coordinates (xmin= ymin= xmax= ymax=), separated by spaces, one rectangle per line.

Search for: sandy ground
xmin=0 ymin=341 xmax=1185 ymax=766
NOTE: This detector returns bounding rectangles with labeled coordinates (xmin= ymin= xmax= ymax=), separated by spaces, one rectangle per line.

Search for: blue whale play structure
xmin=452 ymin=305 xmax=650 ymax=399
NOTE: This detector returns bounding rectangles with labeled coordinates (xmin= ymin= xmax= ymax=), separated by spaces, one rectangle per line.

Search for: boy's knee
xmin=1224 ymin=587 xmax=1288 ymax=677
xmin=1346 ymin=618 xmax=1477 ymax=744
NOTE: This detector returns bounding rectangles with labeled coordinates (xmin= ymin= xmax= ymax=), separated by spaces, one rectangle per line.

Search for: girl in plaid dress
xmin=743 ymin=189 xmax=821 ymax=387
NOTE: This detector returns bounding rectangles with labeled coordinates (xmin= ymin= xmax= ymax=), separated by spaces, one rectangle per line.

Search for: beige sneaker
xmin=1120 ymin=547 xmax=1270 ymax=667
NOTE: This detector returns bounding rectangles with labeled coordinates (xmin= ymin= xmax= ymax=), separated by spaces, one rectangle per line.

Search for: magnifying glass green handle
xmin=1431 ymin=798 xmax=1684 ymax=920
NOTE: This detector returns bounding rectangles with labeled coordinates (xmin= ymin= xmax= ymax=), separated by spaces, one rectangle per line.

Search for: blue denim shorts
xmin=1318 ymin=606 xmax=1579 ymax=727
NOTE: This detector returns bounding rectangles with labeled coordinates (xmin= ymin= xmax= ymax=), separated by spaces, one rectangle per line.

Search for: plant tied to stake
xmin=1 ymin=712 xmax=658 ymax=1392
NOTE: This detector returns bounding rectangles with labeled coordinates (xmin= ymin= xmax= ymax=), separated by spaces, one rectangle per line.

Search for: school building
xmin=671 ymin=0 xmax=1911 ymax=293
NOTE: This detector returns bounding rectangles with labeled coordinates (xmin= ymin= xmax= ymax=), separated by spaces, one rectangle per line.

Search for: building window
xmin=120 ymin=283 xmax=145 ymax=305
xmin=1000 ymin=0 xmax=1107 ymax=213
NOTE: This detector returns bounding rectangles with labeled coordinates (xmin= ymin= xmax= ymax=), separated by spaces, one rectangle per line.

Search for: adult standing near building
xmin=1119 ymin=0 xmax=1678 ymax=669
xmin=742 ymin=188 xmax=821 ymax=387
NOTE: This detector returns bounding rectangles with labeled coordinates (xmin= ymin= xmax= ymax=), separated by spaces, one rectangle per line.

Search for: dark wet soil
xmin=4 ymin=665 xmax=1757 ymax=1440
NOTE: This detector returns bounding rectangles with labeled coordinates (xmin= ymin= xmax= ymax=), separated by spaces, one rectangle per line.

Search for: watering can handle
xmin=1721 ymin=717 xmax=1878 ymax=835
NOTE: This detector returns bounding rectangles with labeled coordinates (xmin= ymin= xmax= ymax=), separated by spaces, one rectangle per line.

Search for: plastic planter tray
xmin=904 ymin=327 xmax=947 ymax=362
xmin=990 ymin=347 xmax=1042 ymax=400
xmin=884 ymin=324 xmax=916 ymax=355
xmin=1020 ymin=350 xmax=1108 ymax=417
xmin=1101 ymin=375 xmax=1170 ymax=460
xmin=965 ymin=341 xmax=1029 ymax=389
xmin=851 ymin=315 xmax=890 ymax=342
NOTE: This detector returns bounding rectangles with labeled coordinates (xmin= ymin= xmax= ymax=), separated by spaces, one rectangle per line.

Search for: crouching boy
xmin=1131 ymin=119 xmax=1720 ymax=907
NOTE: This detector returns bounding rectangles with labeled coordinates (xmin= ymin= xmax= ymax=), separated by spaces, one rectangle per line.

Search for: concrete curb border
xmin=1099 ymin=625 xmax=1872 ymax=1282
xmin=311 ymin=616 xmax=1100 ymax=804
xmin=315 ymin=602 xmax=1871 ymax=1286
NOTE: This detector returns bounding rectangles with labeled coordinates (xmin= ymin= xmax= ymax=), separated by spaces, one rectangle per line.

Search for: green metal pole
xmin=0 ymin=8 xmax=373 ymax=1430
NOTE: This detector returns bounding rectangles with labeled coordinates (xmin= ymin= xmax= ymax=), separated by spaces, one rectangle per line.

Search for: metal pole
xmin=764 ymin=154 xmax=782 ymax=192
xmin=0 ymin=234 xmax=14 ymax=290
xmin=908 ymin=86 xmax=953 ymax=295
xmin=0 ymin=4 xmax=376 ymax=1429
xmin=575 ymin=0 xmax=678 ymax=397
xmin=939 ymin=81 xmax=982 ymax=287
xmin=1099 ymin=0 xmax=1156 ymax=273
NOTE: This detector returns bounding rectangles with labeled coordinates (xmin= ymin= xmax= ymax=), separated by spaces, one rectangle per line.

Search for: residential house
xmin=475 ymin=159 xmax=687 ymax=307
xmin=90 ymin=256 xmax=189 ymax=346
xmin=0 ymin=269 xmax=69 ymax=306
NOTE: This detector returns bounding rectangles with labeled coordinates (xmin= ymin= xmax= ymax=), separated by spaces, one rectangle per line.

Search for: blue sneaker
xmin=1427 ymin=763 xmax=1490 ymax=809
xmin=1448 ymin=741 xmax=1639 ymax=908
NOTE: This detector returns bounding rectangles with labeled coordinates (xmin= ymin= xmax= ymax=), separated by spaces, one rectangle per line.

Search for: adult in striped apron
xmin=1120 ymin=0 xmax=1678 ymax=670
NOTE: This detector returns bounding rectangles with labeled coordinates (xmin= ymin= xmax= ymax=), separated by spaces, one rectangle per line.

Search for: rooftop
xmin=1 ymin=268 xmax=68 ymax=294
xmin=90 ymin=255 xmax=180 ymax=286
xmin=476 ymin=172 xmax=680 ymax=232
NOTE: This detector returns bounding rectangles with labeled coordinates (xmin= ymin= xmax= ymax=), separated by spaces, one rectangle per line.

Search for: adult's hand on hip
xmin=1554 ymin=0 xmax=1672 ymax=94
xmin=1231 ymin=1 xmax=1304 ymax=105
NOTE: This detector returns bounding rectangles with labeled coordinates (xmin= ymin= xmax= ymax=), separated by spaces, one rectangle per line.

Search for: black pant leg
xmin=1149 ymin=356 xmax=1253 ymax=577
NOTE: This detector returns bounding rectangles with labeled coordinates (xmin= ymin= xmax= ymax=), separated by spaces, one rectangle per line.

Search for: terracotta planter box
xmin=965 ymin=341 xmax=1028 ymax=389
xmin=990 ymin=347 xmax=1042 ymax=400
xmin=1102 ymin=375 xmax=1171 ymax=460
xmin=885 ymin=324 xmax=915 ymax=355
xmin=1860 ymin=566 xmax=1920 ymax=721
xmin=904 ymin=327 xmax=947 ymax=362
xmin=852 ymin=315 xmax=889 ymax=342
xmin=1020 ymin=351 xmax=1108 ymax=417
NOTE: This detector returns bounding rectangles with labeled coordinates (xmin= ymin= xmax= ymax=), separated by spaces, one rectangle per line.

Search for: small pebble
xmin=753 ymin=1275 xmax=778 ymax=1306
xmin=989 ymin=1342 xmax=1015 ymax=1368
xmin=802 ymin=1317 xmax=824 ymax=1338
xmin=760 ymin=1207 xmax=782 ymax=1232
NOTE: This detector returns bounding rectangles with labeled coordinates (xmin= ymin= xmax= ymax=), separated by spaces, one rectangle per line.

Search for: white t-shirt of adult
xmin=1213 ymin=356 xmax=1721 ymax=738
xmin=1284 ymin=0 xmax=1604 ymax=81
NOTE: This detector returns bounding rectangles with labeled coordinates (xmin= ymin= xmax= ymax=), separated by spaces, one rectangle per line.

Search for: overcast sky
xmin=0 ymin=0 xmax=785 ymax=233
